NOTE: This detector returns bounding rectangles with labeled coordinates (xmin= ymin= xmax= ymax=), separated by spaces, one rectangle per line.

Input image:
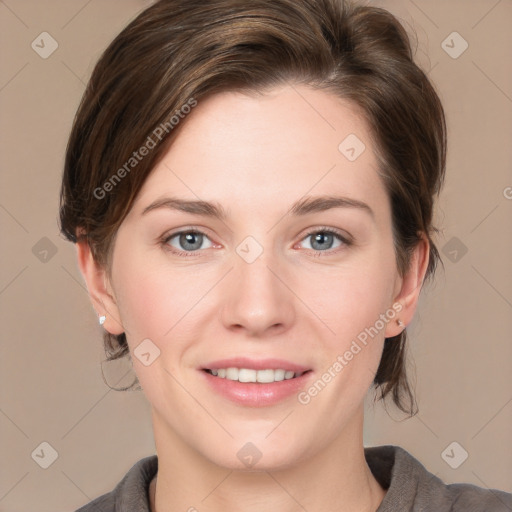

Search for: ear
xmin=75 ymin=235 xmax=125 ymax=336
xmin=385 ymin=233 xmax=430 ymax=338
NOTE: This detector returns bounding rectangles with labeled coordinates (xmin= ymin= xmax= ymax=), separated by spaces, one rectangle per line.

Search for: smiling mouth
xmin=203 ymin=368 xmax=312 ymax=383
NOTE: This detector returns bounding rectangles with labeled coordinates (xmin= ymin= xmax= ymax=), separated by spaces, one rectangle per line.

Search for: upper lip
xmin=202 ymin=357 xmax=311 ymax=373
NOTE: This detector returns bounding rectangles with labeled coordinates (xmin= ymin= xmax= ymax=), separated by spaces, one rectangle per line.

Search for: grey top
xmin=75 ymin=445 xmax=512 ymax=511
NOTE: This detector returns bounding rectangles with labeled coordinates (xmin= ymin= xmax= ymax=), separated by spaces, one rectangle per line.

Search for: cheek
xmin=116 ymin=275 xmax=167 ymax=338
xmin=111 ymin=246 xmax=188 ymax=343
xmin=112 ymin=253 xmax=222 ymax=371
xmin=112 ymin=264 xmax=202 ymax=390
xmin=296 ymin=257 xmax=397 ymax=416
xmin=306 ymin=253 xmax=397 ymax=347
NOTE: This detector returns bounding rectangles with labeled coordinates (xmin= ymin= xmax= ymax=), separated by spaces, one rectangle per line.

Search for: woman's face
xmin=103 ymin=84 xmax=412 ymax=469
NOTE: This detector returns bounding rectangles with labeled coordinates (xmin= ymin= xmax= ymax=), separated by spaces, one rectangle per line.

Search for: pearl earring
xmin=99 ymin=315 xmax=106 ymax=325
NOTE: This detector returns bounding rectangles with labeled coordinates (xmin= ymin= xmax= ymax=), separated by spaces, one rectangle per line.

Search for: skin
xmin=77 ymin=84 xmax=429 ymax=512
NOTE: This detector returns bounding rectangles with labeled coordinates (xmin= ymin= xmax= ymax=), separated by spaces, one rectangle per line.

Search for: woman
xmin=59 ymin=0 xmax=512 ymax=510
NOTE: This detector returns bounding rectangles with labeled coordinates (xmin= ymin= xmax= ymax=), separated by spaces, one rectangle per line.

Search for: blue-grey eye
xmin=301 ymin=231 xmax=344 ymax=251
xmin=167 ymin=231 xmax=213 ymax=252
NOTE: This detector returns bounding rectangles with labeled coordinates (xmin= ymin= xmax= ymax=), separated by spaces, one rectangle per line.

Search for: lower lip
xmin=200 ymin=370 xmax=313 ymax=407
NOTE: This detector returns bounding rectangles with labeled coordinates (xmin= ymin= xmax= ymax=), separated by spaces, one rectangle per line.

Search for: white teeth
xmin=238 ymin=368 xmax=257 ymax=382
xmin=207 ymin=367 xmax=305 ymax=383
xmin=273 ymin=369 xmax=285 ymax=381
xmin=226 ymin=367 xmax=239 ymax=380
xmin=257 ymin=369 xmax=276 ymax=383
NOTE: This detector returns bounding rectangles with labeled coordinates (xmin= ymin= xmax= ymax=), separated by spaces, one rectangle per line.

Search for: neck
xmin=150 ymin=407 xmax=385 ymax=512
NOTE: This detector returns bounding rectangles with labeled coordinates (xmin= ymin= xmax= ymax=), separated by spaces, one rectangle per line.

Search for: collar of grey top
xmin=75 ymin=445 xmax=512 ymax=512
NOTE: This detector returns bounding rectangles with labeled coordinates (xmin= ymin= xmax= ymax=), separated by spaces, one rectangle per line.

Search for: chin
xmin=199 ymin=434 xmax=311 ymax=473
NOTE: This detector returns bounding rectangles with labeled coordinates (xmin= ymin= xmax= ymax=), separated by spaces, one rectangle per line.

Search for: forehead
xmin=130 ymin=84 xmax=388 ymax=221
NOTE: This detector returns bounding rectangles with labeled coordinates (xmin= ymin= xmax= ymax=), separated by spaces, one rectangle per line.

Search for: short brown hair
xmin=59 ymin=0 xmax=446 ymax=415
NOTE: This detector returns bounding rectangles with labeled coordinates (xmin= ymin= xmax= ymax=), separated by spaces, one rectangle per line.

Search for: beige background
xmin=0 ymin=0 xmax=511 ymax=510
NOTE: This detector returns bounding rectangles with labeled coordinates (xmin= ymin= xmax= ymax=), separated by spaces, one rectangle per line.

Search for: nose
xmin=220 ymin=249 xmax=296 ymax=337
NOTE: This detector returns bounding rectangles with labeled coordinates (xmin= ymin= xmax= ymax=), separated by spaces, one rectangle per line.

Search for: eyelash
xmin=160 ymin=226 xmax=352 ymax=258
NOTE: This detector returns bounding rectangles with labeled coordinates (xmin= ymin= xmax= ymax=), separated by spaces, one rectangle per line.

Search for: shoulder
xmin=74 ymin=455 xmax=158 ymax=512
xmin=365 ymin=445 xmax=512 ymax=512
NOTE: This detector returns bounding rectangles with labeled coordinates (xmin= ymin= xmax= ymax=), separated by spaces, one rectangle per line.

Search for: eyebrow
xmin=141 ymin=195 xmax=374 ymax=221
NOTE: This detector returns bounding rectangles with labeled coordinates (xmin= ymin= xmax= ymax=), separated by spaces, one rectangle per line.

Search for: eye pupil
xmin=311 ymin=232 xmax=333 ymax=250
xmin=180 ymin=232 xmax=202 ymax=250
